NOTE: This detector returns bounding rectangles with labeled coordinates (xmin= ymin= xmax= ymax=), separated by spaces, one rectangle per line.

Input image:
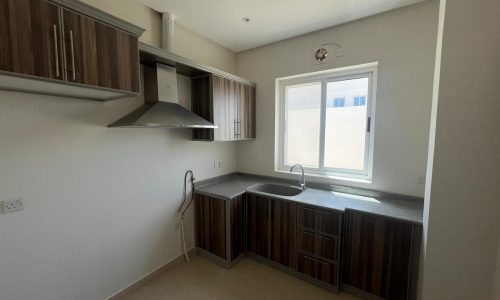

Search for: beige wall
xmin=235 ymin=0 xmax=439 ymax=197
xmin=422 ymin=0 xmax=500 ymax=299
xmin=0 ymin=1 xmax=237 ymax=300
xmin=82 ymin=0 xmax=237 ymax=73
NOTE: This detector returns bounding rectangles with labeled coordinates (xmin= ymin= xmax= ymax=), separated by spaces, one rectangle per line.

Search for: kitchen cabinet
xmin=62 ymin=8 xmax=140 ymax=92
xmin=343 ymin=210 xmax=422 ymax=300
xmin=296 ymin=204 xmax=342 ymax=288
xmin=194 ymin=193 xmax=245 ymax=265
xmin=0 ymin=0 xmax=63 ymax=80
xmin=0 ymin=0 xmax=143 ymax=100
xmin=247 ymin=194 xmax=296 ymax=268
xmin=246 ymin=194 xmax=270 ymax=259
xmin=191 ymin=74 xmax=256 ymax=141
xmin=270 ymin=198 xmax=296 ymax=268
xmin=296 ymin=252 xmax=339 ymax=286
xmin=246 ymin=195 xmax=342 ymax=288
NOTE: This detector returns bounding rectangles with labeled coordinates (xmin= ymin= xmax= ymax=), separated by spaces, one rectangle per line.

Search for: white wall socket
xmin=1 ymin=199 xmax=24 ymax=214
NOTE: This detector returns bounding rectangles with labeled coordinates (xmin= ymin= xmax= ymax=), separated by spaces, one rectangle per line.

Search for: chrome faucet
xmin=290 ymin=164 xmax=306 ymax=191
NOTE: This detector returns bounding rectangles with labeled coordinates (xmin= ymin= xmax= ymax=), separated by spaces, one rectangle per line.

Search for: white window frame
xmin=275 ymin=62 xmax=378 ymax=182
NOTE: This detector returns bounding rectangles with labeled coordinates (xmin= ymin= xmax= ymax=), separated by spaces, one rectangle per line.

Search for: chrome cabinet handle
xmin=53 ymin=25 xmax=59 ymax=77
xmin=69 ymin=30 xmax=76 ymax=81
xmin=234 ymin=120 xmax=241 ymax=138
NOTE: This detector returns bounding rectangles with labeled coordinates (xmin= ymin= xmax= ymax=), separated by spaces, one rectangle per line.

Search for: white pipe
xmin=161 ymin=12 xmax=175 ymax=52
xmin=180 ymin=218 xmax=190 ymax=262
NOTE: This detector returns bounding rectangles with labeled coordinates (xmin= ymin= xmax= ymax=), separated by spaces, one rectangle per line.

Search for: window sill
xmin=275 ymin=169 xmax=372 ymax=184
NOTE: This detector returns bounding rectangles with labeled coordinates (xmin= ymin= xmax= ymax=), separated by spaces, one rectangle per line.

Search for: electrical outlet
xmin=218 ymin=161 xmax=224 ymax=168
xmin=417 ymin=176 xmax=426 ymax=185
xmin=1 ymin=199 xmax=24 ymax=214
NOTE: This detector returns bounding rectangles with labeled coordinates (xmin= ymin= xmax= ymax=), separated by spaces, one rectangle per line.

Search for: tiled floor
xmin=122 ymin=256 xmax=360 ymax=300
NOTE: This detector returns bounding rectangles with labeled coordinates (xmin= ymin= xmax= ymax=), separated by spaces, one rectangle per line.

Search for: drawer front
xmin=296 ymin=251 xmax=339 ymax=286
xmin=297 ymin=205 xmax=341 ymax=236
xmin=297 ymin=229 xmax=340 ymax=262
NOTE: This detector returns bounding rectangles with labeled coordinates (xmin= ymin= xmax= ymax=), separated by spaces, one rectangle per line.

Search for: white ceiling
xmin=139 ymin=0 xmax=427 ymax=52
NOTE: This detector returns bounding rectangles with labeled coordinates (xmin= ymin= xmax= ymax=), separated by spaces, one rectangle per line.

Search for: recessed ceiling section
xmin=139 ymin=0 xmax=427 ymax=52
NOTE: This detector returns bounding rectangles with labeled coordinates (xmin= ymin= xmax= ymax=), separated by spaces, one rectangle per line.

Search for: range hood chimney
xmin=108 ymin=12 xmax=217 ymax=129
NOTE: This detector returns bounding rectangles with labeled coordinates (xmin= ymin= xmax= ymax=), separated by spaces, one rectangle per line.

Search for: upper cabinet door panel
xmin=62 ymin=9 xmax=140 ymax=93
xmin=242 ymin=84 xmax=256 ymax=139
xmin=213 ymin=76 xmax=236 ymax=141
xmin=0 ymin=0 xmax=63 ymax=80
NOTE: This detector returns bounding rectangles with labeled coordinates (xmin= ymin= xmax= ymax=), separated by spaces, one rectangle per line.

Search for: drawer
xmin=297 ymin=229 xmax=340 ymax=262
xmin=297 ymin=205 xmax=342 ymax=236
xmin=296 ymin=251 xmax=339 ymax=286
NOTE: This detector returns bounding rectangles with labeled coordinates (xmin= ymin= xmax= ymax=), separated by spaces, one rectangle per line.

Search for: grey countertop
xmin=194 ymin=173 xmax=423 ymax=225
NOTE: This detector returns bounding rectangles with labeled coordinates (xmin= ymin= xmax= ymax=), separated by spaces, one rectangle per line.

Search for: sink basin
xmin=248 ymin=183 xmax=303 ymax=197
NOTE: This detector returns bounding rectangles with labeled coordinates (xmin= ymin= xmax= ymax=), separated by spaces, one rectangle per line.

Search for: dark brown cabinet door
xmin=343 ymin=210 xmax=421 ymax=300
xmin=230 ymin=195 xmax=245 ymax=261
xmin=62 ymin=8 xmax=139 ymax=93
xmin=192 ymin=75 xmax=256 ymax=141
xmin=212 ymin=75 xmax=237 ymax=141
xmin=270 ymin=198 xmax=296 ymax=268
xmin=296 ymin=252 xmax=339 ymax=286
xmin=0 ymin=0 xmax=63 ymax=80
xmin=246 ymin=194 xmax=270 ymax=259
xmin=195 ymin=194 xmax=226 ymax=259
xmin=296 ymin=229 xmax=340 ymax=263
xmin=297 ymin=204 xmax=342 ymax=237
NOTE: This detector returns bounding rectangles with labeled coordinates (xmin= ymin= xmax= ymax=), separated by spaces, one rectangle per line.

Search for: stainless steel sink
xmin=248 ymin=183 xmax=303 ymax=197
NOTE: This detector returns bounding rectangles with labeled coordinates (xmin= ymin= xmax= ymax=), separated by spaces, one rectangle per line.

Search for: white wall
xmin=235 ymin=0 xmax=439 ymax=197
xmin=0 ymin=1 xmax=237 ymax=299
xmin=82 ymin=0 xmax=237 ymax=73
xmin=422 ymin=0 xmax=500 ymax=299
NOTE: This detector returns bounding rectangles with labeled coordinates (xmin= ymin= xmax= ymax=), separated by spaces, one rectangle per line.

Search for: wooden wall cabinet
xmin=0 ymin=0 xmax=63 ymax=80
xmin=0 ymin=0 xmax=142 ymax=100
xmin=194 ymin=193 xmax=245 ymax=265
xmin=343 ymin=210 xmax=422 ymax=300
xmin=62 ymin=8 xmax=140 ymax=93
xmin=192 ymin=74 xmax=256 ymax=141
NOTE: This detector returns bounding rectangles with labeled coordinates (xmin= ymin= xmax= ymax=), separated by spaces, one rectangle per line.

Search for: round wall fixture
xmin=314 ymin=47 xmax=328 ymax=62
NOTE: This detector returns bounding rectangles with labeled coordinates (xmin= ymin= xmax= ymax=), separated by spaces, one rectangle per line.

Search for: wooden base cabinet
xmin=194 ymin=193 xmax=245 ymax=265
xmin=296 ymin=204 xmax=342 ymax=288
xmin=343 ymin=210 xmax=422 ymax=300
xmin=195 ymin=191 xmax=422 ymax=299
xmin=246 ymin=194 xmax=270 ymax=259
xmin=270 ymin=198 xmax=296 ymax=268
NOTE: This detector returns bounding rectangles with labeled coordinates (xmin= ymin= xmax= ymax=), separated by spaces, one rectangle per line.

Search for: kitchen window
xmin=276 ymin=63 xmax=377 ymax=181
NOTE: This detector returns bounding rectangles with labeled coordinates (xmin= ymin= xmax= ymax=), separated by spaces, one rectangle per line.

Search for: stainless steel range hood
xmin=108 ymin=12 xmax=216 ymax=129
xmin=108 ymin=63 xmax=216 ymax=128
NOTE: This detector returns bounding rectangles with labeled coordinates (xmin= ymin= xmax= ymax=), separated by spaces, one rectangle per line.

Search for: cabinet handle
xmin=69 ymin=30 xmax=76 ymax=81
xmin=53 ymin=25 xmax=59 ymax=77
xmin=234 ymin=120 xmax=241 ymax=138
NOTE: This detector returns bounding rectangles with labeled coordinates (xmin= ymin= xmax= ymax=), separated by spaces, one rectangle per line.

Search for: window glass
xmin=284 ymin=82 xmax=322 ymax=168
xmin=324 ymin=78 xmax=369 ymax=170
